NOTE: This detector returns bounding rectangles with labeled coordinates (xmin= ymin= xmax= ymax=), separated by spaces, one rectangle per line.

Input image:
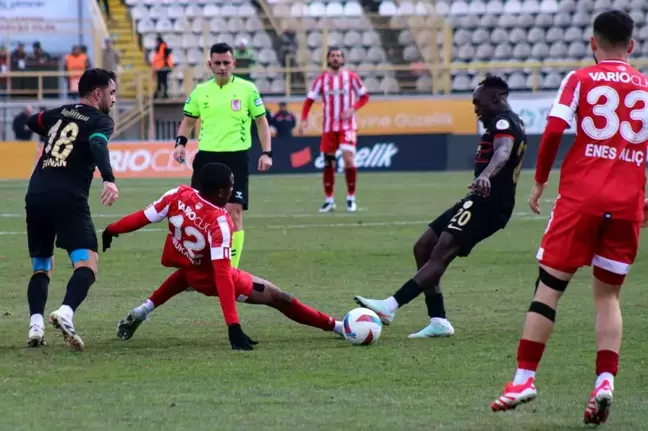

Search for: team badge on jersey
xmin=496 ymin=119 xmax=510 ymax=130
xmin=231 ymin=99 xmax=241 ymax=111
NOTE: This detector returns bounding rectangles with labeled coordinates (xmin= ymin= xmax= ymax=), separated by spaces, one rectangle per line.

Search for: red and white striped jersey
xmin=143 ymin=185 xmax=234 ymax=269
xmin=548 ymin=59 xmax=648 ymax=221
xmin=306 ymin=69 xmax=367 ymax=133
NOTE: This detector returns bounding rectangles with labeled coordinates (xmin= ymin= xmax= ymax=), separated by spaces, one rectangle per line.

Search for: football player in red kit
xmin=102 ymin=163 xmax=343 ymax=350
xmin=491 ymin=10 xmax=648 ymax=424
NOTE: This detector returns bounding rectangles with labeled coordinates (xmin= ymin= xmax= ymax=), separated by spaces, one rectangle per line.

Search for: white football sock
xmin=513 ymin=368 xmax=536 ymax=385
xmin=136 ymin=299 xmax=155 ymax=315
xmin=59 ymin=305 xmax=74 ymax=321
xmin=334 ymin=321 xmax=344 ymax=335
xmin=596 ymin=372 xmax=614 ymax=389
xmin=325 ymin=196 xmax=334 ymax=204
xmin=30 ymin=314 xmax=44 ymax=328
xmin=384 ymin=296 xmax=399 ymax=313
xmin=347 ymin=195 xmax=355 ymax=201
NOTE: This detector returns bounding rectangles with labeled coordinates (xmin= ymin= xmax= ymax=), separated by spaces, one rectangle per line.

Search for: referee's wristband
xmin=262 ymin=151 xmax=273 ymax=158
xmin=175 ymin=136 xmax=188 ymax=147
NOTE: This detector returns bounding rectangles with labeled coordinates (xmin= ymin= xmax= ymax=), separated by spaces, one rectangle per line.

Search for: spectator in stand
xmin=0 ymin=45 xmax=8 ymax=97
xmin=153 ymin=47 xmax=174 ymax=99
xmin=102 ymin=38 xmax=120 ymax=74
xmin=98 ymin=0 xmax=111 ymax=20
xmin=11 ymin=43 xmax=27 ymax=96
xmin=234 ymin=39 xmax=255 ymax=81
xmin=279 ymin=28 xmax=298 ymax=68
xmin=64 ymin=45 xmax=90 ymax=98
xmin=12 ymin=104 xmax=33 ymax=141
xmin=30 ymin=42 xmax=50 ymax=66
xmin=271 ymin=102 xmax=296 ymax=138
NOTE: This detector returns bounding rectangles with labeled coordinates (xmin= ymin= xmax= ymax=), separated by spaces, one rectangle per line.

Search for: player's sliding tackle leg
xmin=48 ymin=250 xmax=99 ymax=351
xmin=341 ymin=149 xmax=357 ymax=212
xmin=117 ymin=269 xmax=189 ymax=340
xmin=27 ymin=257 xmax=54 ymax=347
xmin=491 ymin=265 xmax=621 ymax=424
xmin=244 ymin=275 xmax=344 ymax=336
xmin=118 ymin=271 xmax=344 ymax=340
xmin=354 ymin=230 xmax=457 ymax=337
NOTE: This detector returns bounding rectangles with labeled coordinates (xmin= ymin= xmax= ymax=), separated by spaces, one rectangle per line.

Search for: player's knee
xmin=528 ymin=300 xmax=557 ymax=323
xmin=537 ymin=267 xmax=570 ymax=293
xmin=324 ymin=154 xmax=336 ymax=168
xmin=593 ymin=266 xmax=626 ymax=286
xmin=69 ymin=249 xmax=98 ymax=275
xmin=341 ymin=150 xmax=355 ymax=166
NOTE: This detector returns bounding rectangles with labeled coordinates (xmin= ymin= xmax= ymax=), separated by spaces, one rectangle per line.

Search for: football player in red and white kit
xmin=102 ymin=163 xmax=344 ymax=350
xmin=491 ymin=10 xmax=648 ymax=424
xmin=299 ymin=47 xmax=370 ymax=213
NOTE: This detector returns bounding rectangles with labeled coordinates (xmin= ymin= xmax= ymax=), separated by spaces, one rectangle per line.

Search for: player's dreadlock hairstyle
xmin=594 ymin=9 xmax=634 ymax=49
xmin=479 ymin=75 xmax=509 ymax=97
xmin=78 ymin=68 xmax=117 ymax=98
xmin=198 ymin=163 xmax=233 ymax=196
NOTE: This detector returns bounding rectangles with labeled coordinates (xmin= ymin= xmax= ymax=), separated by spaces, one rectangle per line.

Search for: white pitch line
xmin=0 ymin=214 xmax=546 ymax=236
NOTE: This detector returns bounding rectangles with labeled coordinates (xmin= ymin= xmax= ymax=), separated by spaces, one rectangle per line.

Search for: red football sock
xmin=596 ymin=349 xmax=619 ymax=376
xmin=323 ymin=166 xmax=334 ymax=198
xmin=517 ymin=339 xmax=546 ymax=371
xmin=149 ymin=270 xmax=189 ymax=307
xmin=274 ymin=297 xmax=335 ymax=331
xmin=345 ymin=167 xmax=357 ymax=196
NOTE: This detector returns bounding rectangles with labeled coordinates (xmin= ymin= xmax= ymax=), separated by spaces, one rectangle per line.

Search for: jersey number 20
xmin=45 ymin=119 xmax=79 ymax=161
xmin=582 ymin=86 xmax=648 ymax=144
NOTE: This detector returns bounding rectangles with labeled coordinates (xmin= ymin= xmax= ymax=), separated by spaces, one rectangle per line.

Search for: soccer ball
xmin=343 ymin=307 xmax=382 ymax=345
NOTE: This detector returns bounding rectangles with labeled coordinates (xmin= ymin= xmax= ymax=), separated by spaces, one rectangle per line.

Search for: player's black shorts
xmin=191 ymin=150 xmax=249 ymax=210
xmin=25 ymin=197 xmax=98 ymax=257
xmin=429 ymin=195 xmax=511 ymax=257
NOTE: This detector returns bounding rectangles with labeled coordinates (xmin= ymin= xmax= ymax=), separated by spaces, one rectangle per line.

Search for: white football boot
xmin=408 ymin=318 xmax=455 ymax=338
xmin=353 ymin=296 xmax=395 ymax=325
xmin=49 ymin=309 xmax=84 ymax=351
xmin=27 ymin=324 xmax=45 ymax=347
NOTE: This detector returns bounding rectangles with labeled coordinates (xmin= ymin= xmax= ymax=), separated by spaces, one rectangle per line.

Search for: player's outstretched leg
xmin=49 ymin=250 xmax=100 ymax=351
xmin=355 ymin=231 xmax=458 ymax=338
xmin=583 ymin=267 xmax=623 ymax=425
xmin=27 ymin=257 xmax=53 ymax=347
xmin=117 ymin=270 xmax=189 ymax=340
xmin=491 ymin=265 xmax=572 ymax=412
xmin=245 ymin=275 xmax=344 ymax=336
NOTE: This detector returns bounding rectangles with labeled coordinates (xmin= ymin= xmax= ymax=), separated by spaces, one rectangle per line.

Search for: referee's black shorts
xmin=191 ymin=150 xmax=250 ymax=210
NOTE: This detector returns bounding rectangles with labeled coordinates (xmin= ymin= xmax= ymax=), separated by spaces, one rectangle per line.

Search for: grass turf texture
xmin=1 ymin=171 xmax=647 ymax=431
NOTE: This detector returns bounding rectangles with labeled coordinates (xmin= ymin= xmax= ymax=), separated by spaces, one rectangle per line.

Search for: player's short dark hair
xmin=198 ymin=163 xmax=233 ymax=195
xmin=478 ymin=75 xmax=509 ymax=97
xmin=593 ymin=10 xmax=634 ymax=48
xmin=78 ymin=68 xmax=117 ymax=98
xmin=327 ymin=46 xmax=344 ymax=57
xmin=210 ymin=43 xmax=233 ymax=56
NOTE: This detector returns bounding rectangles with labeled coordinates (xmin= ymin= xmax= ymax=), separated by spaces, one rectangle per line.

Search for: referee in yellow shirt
xmin=173 ymin=43 xmax=272 ymax=268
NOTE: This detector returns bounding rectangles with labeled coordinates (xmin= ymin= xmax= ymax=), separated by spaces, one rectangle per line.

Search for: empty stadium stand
xmin=119 ymin=0 xmax=648 ymax=96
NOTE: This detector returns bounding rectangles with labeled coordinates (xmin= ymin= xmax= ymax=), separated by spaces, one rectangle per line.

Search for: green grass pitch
xmin=1 ymin=171 xmax=647 ymax=430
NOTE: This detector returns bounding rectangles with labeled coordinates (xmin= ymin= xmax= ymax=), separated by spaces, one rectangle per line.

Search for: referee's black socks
xmin=62 ymin=267 xmax=96 ymax=311
xmin=28 ymin=272 xmax=50 ymax=317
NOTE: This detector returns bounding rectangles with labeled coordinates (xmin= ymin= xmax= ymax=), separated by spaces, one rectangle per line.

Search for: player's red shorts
xmin=537 ymin=197 xmax=641 ymax=275
xmin=180 ymin=267 xmax=254 ymax=302
xmin=320 ymin=130 xmax=357 ymax=154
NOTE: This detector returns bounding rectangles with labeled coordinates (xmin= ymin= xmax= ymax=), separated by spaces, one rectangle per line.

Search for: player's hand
xmin=470 ymin=175 xmax=491 ymax=197
xmin=101 ymin=181 xmax=119 ymax=206
xmin=297 ymin=122 xmax=306 ymax=136
xmin=101 ymin=228 xmax=119 ymax=252
xmin=341 ymin=108 xmax=355 ymax=120
xmin=528 ymin=182 xmax=546 ymax=215
xmin=228 ymin=323 xmax=257 ymax=351
xmin=173 ymin=145 xmax=186 ymax=164
xmin=642 ymin=200 xmax=648 ymax=228
xmin=258 ymin=154 xmax=272 ymax=172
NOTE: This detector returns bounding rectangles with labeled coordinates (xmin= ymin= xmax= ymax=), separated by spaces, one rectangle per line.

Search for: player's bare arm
xmin=174 ymin=116 xmax=198 ymax=163
xmin=471 ymin=135 xmax=514 ymax=197
xmin=254 ymin=115 xmax=272 ymax=172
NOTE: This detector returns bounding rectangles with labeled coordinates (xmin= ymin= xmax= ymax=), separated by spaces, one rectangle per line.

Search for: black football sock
xmin=392 ymin=279 xmax=424 ymax=307
xmin=62 ymin=267 xmax=96 ymax=311
xmin=28 ymin=273 xmax=50 ymax=316
xmin=425 ymin=292 xmax=446 ymax=319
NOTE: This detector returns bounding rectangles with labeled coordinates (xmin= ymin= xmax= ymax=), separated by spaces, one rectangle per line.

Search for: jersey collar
xmin=599 ymin=59 xmax=629 ymax=65
xmin=213 ymin=76 xmax=235 ymax=87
